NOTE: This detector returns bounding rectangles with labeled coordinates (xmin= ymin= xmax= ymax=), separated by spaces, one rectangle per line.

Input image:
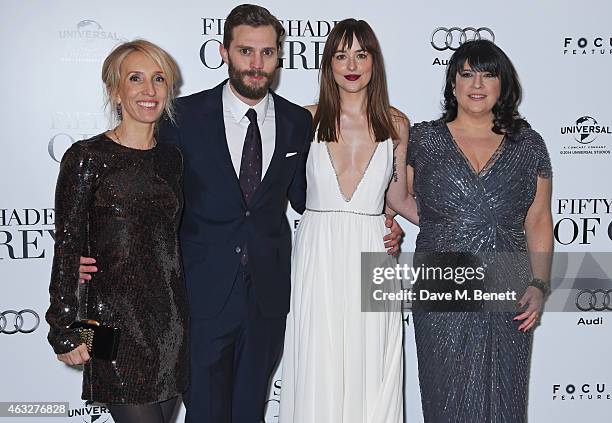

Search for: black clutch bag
xmin=69 ymin=319 xmax=121 ymax=361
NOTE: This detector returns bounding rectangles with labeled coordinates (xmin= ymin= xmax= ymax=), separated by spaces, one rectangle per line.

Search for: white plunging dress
xmin=279 ymin=138 xmax=404 ymax=423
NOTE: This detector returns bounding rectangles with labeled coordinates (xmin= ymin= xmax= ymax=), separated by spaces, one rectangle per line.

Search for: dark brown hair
xmin=223 ymin=4 xmax=285 ymax=49
xmin=314 ymin=19 xmax=398 ymax=142
xmin=442 ymin=39 xmax=529 ymax=138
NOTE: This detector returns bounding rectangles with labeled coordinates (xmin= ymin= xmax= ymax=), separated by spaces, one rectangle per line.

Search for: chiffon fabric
xmin=280 ymin=138 xmax=403 ymax=423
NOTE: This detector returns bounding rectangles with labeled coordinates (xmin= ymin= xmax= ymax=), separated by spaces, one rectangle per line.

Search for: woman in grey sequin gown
xmin=406 ymin=40 xmax=553 ymax=422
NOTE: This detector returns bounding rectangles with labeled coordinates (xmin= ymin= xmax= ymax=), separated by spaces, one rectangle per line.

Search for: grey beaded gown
xmin=408 ymin=119 xmax=552 ymax=423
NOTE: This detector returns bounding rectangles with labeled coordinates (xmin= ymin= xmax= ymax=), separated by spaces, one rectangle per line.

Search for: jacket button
xmin=245 ymin=210 xmax=251 ymax=217
xmin=235 ymin=246 xmax=242 ymax=254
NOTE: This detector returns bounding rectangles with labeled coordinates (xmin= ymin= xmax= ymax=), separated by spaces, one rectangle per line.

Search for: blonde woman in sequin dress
xmin=46 ymin=40 xmax=188 ymax=423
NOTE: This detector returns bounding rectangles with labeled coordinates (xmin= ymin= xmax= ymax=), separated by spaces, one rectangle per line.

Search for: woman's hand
xmin=514 ymin=286 xmax=544 ymax=332
xmin=57 ymin=343 xmax=90 ymax=365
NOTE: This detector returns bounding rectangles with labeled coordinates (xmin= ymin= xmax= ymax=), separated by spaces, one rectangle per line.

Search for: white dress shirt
xmin=222 ymin=82 xmax=276 ymax=179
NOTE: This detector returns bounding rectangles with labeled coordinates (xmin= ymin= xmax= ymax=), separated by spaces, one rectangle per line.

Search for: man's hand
xmin=384 ymin=215 xmax=404 ymax=255
xmin=79 ymin=256 xmax=97 ymax=283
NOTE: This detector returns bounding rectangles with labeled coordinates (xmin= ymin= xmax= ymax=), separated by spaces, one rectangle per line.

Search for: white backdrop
xmin=2 ymin=1 xmax=611 ymax=422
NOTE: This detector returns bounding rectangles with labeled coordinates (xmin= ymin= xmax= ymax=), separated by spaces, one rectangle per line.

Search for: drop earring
xmin=116 ymin=103 xmax=123 ymax=120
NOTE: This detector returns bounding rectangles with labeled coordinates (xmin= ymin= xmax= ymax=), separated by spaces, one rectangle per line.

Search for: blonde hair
xmin=101 ymin=39 xmax=181 ymax=125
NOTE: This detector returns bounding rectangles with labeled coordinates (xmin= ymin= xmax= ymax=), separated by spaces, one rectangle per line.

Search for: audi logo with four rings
xmin=575 ymin=289 xmax=612 ymax=311
xmin=0 ymin=309 xmax=40 ymax=334
xmin=431 ymin=27 xmax=496 ymax=51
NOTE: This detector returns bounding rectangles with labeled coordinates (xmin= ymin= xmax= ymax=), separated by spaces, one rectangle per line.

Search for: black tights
xmin=108 ymin=396 xmax=179 ymax=423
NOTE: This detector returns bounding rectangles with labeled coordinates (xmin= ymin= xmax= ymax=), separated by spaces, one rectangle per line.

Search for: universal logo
xmin=430 ymin=27 xmax=495 ymax=66
xmin=559 ymin=116 xmax=611 ymax=156
xmin=563 ymin=36 xmax=612 ymax=56
xmin=59 ymin=20 xmax=126 ymax=63
xmin=59 ymin=20 xmax=121 ymax=42
xmin=68 ymin=404 xmax=111 ymax=423
xmin=552 ymin=383 xmax=611 ymax=401
xmin=199 ymin=17 xmax=340 ymax=70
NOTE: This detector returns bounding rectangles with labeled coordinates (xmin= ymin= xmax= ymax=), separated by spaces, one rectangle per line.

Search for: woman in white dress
xmin=279 ymin=19 xmax=418 ymax=423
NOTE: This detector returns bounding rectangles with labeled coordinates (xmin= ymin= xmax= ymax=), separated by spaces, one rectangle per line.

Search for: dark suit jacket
xmin=160 ymin=81 xmax=312 ymax=319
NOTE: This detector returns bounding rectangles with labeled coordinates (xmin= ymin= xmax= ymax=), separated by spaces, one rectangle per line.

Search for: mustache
xmin=238 ymin=69 xmax=272 ymax=79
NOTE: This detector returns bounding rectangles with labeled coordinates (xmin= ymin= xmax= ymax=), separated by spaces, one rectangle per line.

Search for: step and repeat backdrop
xmin=2 ymin=1 xmax=611 ymax=422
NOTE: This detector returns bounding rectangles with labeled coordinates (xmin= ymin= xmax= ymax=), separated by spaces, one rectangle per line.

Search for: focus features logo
xmin=199 ymin=17 xmax=340 ymax=70
xmin=552 ymin=383 xmax=611 ymax=401
xmin=559 ymin=116 xmax=611 ymax=156
xmin=292 ymin=219 xmax=301 ymax=239
xmin=563 ymin=36 xmax=612 ymax=55
xmin=59 ymin=20 xmax=126 ymax=63
xmin=430 ymin=27 xmax=495 ymax=66
xmin=0 ymin=208 xmax=55 ymax=260
xmin=0 ymin=309 xmax=40 ymax=334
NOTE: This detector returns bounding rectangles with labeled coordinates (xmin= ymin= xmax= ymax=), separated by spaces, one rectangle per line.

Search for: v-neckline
xmin=325 ymin=141 xmax=380 ymax=203
xmin=444 ymin=123 xmax=506 ymax=178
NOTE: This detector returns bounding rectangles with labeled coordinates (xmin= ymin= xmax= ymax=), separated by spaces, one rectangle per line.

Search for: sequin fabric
xmin=46 ymin=134 xmax=189 ymax=404
xmin=407 ymin=119 xmax=552 ymax=423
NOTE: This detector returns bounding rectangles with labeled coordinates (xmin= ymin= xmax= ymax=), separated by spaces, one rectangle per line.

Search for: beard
xmin=227 ymin=60 xmax=275 ymax=100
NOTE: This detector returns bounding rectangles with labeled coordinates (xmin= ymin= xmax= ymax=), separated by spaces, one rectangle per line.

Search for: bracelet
xmin=528 ymin=278 xmax=550 ymax=296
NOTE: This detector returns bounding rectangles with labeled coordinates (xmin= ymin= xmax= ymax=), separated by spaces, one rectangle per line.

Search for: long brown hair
xmin=314 ymin=19 xmax=398 ymax=142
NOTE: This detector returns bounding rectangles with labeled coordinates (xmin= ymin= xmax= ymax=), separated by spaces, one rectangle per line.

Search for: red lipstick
xmin=344 ymin=74 xmax=360 ymax=81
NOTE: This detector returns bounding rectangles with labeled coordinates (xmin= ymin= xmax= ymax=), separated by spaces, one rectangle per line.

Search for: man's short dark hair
xmin=223 ymin=4 xmax=285 ymax=49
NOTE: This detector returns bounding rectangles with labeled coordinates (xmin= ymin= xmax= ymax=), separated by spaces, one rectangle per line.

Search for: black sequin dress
xmin=408 ymin=120 xmax=552 ymax=423
xmin=46 ymin=133 xmax=189 ymax=404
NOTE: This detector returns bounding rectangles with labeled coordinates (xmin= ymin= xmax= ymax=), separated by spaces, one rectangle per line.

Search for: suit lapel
xmin=205 ymin=82 xmax=245 ymax=205
xmin=250 ymin=95 xmax=291 ymax=206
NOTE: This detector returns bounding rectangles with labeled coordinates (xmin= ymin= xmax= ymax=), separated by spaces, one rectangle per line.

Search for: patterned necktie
xmin=239 ymin=108 xmax=262 ymax=204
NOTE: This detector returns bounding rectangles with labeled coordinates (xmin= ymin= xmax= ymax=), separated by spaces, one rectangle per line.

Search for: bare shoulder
xmin=390 ymin=107 xmax=409 ymax=131
xmin=304 ymin=104 xmax=318 ymax=117
xmin=390 ymin=107 xmax=409 ymax=140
